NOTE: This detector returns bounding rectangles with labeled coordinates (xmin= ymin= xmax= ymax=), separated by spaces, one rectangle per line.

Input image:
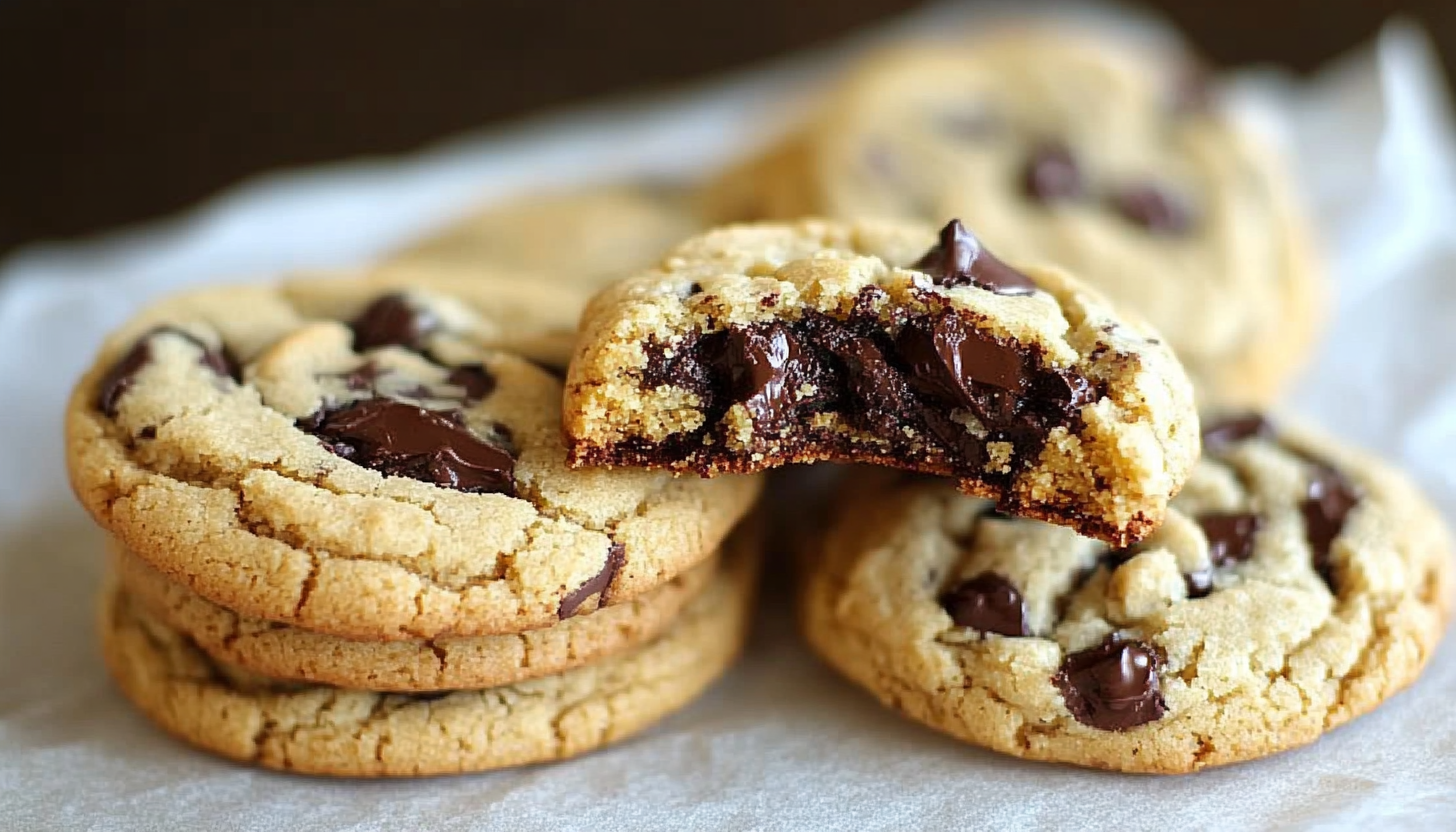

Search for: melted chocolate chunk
xmin=705 ymin=323 xmax=806 ymax=431
xmin=1302 ymin=464 xmax=1359 ymax=587
xmin=631 ymin=302 xmax=1096 ymax=489
xmin=1111 ymin=184 xmax=1193 ymax=234
xmin=98 ymin=327 xmax=237 ymax=418
xmin=1199 ymin=512 xmax=1262 ymax=567
xmin=445 ymin=364 xmax=497 ymax=402
xmin=558 ymin=543 xmax=626 ymax=619
xmin=1202 ymin=413 xmax=1275 ymax=453
xmin=1054 ymin=638 xmax=1166 ymax=731
xmin=351 ymin=294 xmax=440 ymax=352
xmin=941 ymin=573 xmax=1030 ymax=636
xmin=913 ymin=220 xmax=1038 ymax=296
xmin=1022 ymin=143 xmax=1084 ymax=202
xmin=1183 ymin=567 xmax=1214 ymax=599
xmin=300 ymin=397 xmax=515 ymax=495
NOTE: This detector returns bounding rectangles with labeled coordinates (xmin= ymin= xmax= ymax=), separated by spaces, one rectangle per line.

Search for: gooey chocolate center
xmin=642 ymin=296 xmax=1096 ymax=484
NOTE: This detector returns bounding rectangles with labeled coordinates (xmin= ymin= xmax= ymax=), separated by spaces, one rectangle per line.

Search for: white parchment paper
xmin=2 ymin=5 xmax=1454 ymax=829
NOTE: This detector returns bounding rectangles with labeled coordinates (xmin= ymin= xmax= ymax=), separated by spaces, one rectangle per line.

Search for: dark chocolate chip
xmin=1111 ymin=184 xmax=1194 ymax=234
xmin=137 ymin=426 xmax=158 ymax=440
xmin=1183 ymin=567 xmax=1214 ymax=599
xmin=913 ymin=220 xmax=1038 ymax=296
xmin=1198 ymin=512 xmax=1262 ymax=567
xmin=299 ymin=397 xmax=515 ymax=495
xmin=1301 ymin=464 xmax=1359 ymax=587
xmin=898 ymin=313 xmax=1027 ymax=398
xmin=1054 ymin=637 xmax=1166 ymax=731
xmin=97 ymin=327 xmax=237 ymax=418
xmin=1201 ymin=413 xmax=1275 ymax=453
xmin=445 ymin=364 xmax=497 ymax=402
xmin=558 ymin=542 xmax=626 ymax=619
xmin=941 ymin=573 xmax=1030 ymax=637
xmin=1022 ymin=142 xmax=1084 ymax=202
xmin=351 ymin=294 xmax=440 ymax=352
xmin=686 ymin=282 xmax=704 ymax=297
xmin=707 ymin=323 xmax=805 ymax=431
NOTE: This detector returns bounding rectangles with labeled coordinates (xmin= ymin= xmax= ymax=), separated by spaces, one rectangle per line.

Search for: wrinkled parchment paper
xmin=2 ymin=4 xmax=1454 ymax=829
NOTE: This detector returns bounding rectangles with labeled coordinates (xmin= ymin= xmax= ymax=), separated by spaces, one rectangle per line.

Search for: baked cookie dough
xmin=702 ymin=30 xmax=1323 ymax=407
xmin=100 ymin=522 xmax=759 ymax=777
xmin=565 ymin=218 xmax=1197 ymax=547
xmin=801 ymin=415 xmax=1453 ymax=773
xmin=67 ymin=268 xmax=761 ymax=640
xmin=112 ymin=538 xmax=716 ymax=692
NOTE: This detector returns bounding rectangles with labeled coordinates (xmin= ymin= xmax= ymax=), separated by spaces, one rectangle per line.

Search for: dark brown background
xmin=3 ymin=0 xmax=1452 ymax=256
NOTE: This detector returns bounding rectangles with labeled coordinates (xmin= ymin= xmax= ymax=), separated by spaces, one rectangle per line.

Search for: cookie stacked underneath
xmin=66 ymin=269 xmax=763 ymax=776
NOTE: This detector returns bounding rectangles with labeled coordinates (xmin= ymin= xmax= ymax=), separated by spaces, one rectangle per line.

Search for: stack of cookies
xmin=66 ymin=270 xmax=762 ymax=776
xmin=66 ymin=26 xmax=1453 ymax=778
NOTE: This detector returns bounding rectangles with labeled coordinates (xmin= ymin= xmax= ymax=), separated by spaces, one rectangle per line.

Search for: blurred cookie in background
xmin=702 ymin=28 xmax=1325 ymax=408
xmin=390 ymin=183 xmax=703 ymax=293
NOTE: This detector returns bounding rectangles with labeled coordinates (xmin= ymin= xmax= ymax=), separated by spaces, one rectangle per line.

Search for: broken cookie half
xmin=564 ymin=219 xmax=1198 ymax=546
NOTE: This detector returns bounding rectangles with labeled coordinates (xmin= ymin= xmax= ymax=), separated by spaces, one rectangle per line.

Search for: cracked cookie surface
xmin=701 ymin=30 xmax=1323 ymax=408
xmin=112 ymin=538 xmax=716 ymax=692
xmin=801 ymin=416 xmax=1452 ymax=773
xmin=99 ymin=523 xmax=758 ymax=777
xmin=565 ymin=218 xmax=1197 ymax=546
xmin=67 ymin=268 xmax=761 ymax=640
xmin=390 ymin=183 xmax=703 ymax=292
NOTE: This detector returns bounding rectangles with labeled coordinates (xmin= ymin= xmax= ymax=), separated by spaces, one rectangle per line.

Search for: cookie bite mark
xmin=593 ymin=301 xmax=1094 ymax=509
xmin=940 ymin=573 xmax=1030 ymax=637
xmin=98 ymin=327 xmax=238 ymax=417
xmin=558 ymin=542 xmax=627 ymax=619
xmin=1054 ymin=637 xmax=1166 ymax=731
xmin=566 ymin=219 xmax=1197 ymax=547
xmin=351 ymin=293 xmax=441 ymax=352
xmin=298 ymin=397 xmax=515 ymax=495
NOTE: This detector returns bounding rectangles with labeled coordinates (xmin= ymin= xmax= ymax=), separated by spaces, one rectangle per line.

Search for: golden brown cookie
xmin=801 ymin=415 xmax=1452 ymax=773
xmin=113 ymin=538 xmax=717 ymax=692
xmin=564 ymin=218 xmax=1198 ymax=547
xmin=100 ymin=522 xmax=760 ymax=777
xmin=67 ymin=268 xmax=761 ymax=640
xmin=702 ymin=30 xmax=1323 ymax=408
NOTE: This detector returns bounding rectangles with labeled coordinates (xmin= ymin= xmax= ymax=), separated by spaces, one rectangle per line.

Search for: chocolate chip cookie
xmin=390 ymin=183 xmax=703 ymax=292
xmin=99 ymin=521 xmax=759 ymax=776
xmin=112 ymin=538 xmax=716 ymax=692
xmin=702 ymin=30 xmax=1323 ymax=407
xmin=67 ymin=269 xmax=761 ymax=640
xmin=801 ymin=415 xmax=1453 ymax=773
xmin=565 ymin=218 xmax=1198 ymax=547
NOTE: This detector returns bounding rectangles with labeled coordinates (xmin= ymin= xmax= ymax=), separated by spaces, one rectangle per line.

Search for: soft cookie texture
xmin=702 ymin=30 xmax=1323 ymax=407
xmin=801 ymin=415 xmax=1453 ymax=773
xmin=565 ymin=218 xmax=1197 ymax=546
xmin=67 ymin=268 xmax=761 ymax=640
xmin=113 ymin=539 xmax=716 ymax=692
xmin=100 ymin=523 xmax=759 ymax=777
xmin=390 ymin=183 xmax=703 ymax=292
